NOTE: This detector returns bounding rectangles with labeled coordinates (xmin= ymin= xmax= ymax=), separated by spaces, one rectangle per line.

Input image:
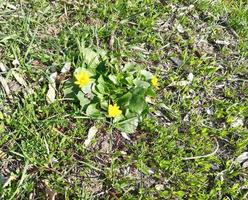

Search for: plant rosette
xmin=64 ymin=48 xmax=158 ymax=133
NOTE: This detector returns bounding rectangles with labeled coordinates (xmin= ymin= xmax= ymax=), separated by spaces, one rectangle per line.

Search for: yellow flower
xmin=108 ymin=103 xmax=122 ymax=118
xmin=151 ymin=76 xmax=159 ymax=89
xmin=74 ymin=70 xmax=90 ymax=88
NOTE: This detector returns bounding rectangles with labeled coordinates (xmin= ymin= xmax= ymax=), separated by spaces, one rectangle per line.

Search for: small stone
xmin=215 ymin=40 xmax=230 ymax=46
xmin=121 ymin=132 xmax=131 ymax=141
xmin=61 ymin=62 xmax=71 ymax=73
xmin=120 ymin=151 xmax=127 ymax=155
xmin=148 ymin=169 xmax=154 ymax=174
xmin=176 ymin=24 xmax=185 ymax=33
xmin=170 ymin=57 xmax=183 ymax=66
xmin=0 ymin=62 xmax=7 ymax=72
xmin=12 ymin=59 xmax=20 ymax=66
xmin=242 ymin=161 xmax=248 ymax=168
xmin=206 ymin=108 xmax=212 ymax=115
xmin=155 ymin=184 xmax=164 ymax=191
xmin=187 ymin=73 xmax=194 ymax=82
xmin=51 ymin=157 xmax=59 ymax=164
xmin=84 ymin=126 xmax=98 ymax=147
xmin=236 ymin=152 xmax=248 ymax=164
xmin=231 ymin=118 xmax=243 ymax=128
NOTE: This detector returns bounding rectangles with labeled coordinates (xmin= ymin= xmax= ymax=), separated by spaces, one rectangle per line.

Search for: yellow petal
xmin=108 ymin=103 xmax=122 ymax=118
xmin=151 ymin=76 xmax=159 ymax=89
xmin=74 ymin=70 xmax=90 ymax=88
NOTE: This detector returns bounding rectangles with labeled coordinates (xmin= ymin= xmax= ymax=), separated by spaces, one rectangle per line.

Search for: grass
xmin=0 ymin=0 xmax=248 ymax=199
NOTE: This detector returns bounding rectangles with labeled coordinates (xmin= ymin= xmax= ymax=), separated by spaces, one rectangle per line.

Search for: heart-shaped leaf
xmin=86 ymin=103 xmax=101 ymax=117
xmin=116 ymin=117 xmax=139 ymax=133
xmin=77 ymin=91 xmax=90 ymax=108
xmin=129 ymin=87 xmax=146 ymax=114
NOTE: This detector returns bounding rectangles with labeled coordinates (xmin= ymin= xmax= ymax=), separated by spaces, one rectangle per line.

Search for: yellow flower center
xmin=151 ymin=76 xmax=159 ymax=89
xmin=108 ymin=103 xmax=122 ymax=118
xmin=74 ymin=70 xmax=90 ymax=88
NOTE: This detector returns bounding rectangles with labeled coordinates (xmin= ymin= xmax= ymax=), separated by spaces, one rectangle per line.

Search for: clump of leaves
xmin=64 ymin=47 xmax=158 ymax=133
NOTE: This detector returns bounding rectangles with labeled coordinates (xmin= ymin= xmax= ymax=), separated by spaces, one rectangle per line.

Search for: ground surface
xmin=0 ymin=0 xmax=248 ymax=199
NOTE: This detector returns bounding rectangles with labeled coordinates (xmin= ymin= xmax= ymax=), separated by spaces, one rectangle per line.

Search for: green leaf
xmin=81 ymin=83 xmax=93 ymax=94
xmin=92 ymin=84 xmax=104 ymax=100
xmin=125 ymin=108 xmax=136 ymax=118
xmin=95 ymin=75 xmax=112 ymax=96
xmin=63 ymin=81 xmax=78 ymax=99
xmin=0 ymin=112 xmax=3 ymax=120
xmin=74 ymin=67 xmax=93 ymax=76
xmin=146 ymin=86 xmax=156 ymax=97
xmin=77 ymin=91 xmax=90 ymax=108
xmin=0 ymin=122 xmax=4 ymax=134
xmin=0 ymin=173 xmax=4 ymax=186
xmin=100 ymin=100 xmax=108 ymax=110
xmin=116 ymin=117 xmax=139 ymax=133
xmin=204 ymin=66 xmax=219 ymax=75
xmin=129 ymin=87 xmax=146 ymax=114
xmin=140 ymin=69 xmax=153 ymax=80
xmin=97 ymin=75 xmax=105 ymax=84
xmin=96 ymin=83 xmax=105 ymax=94
xmin=108 ymin=74 xmax=117 ymax=84
xmin=86 ymin=103 xmax=101 ymax=117
xmin=82 ymin=48 xmax=99 ymax=67
xmin=97 ymin=48 xmax=107 ymax=58
xmin=133 ymin=79 xmax=150 ymax=89
xmin=122 ymin=62 xmax=135 ymax=72
xmin=137 ymin=161 xmax=150 ymax=175
xmin=96 ymin=61 xmax=107 ymax=74
xmin=96 ymin=91 xmax=105 ymax=100
xmin=117 ymin=92 xmax=132 ymax=106
xmin=125 ymin=76 xmax=134 ymax=85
